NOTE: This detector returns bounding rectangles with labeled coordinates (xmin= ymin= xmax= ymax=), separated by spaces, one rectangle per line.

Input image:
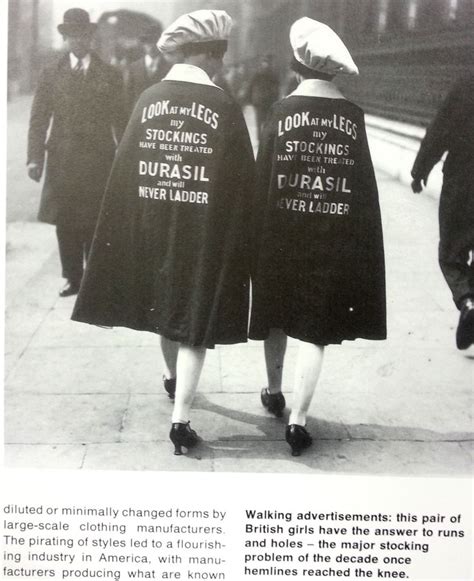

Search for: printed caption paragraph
xmin=2 ymin=502 xmax=471 ymax=580
xmin=244 ymin=508 xmax=467 ymax=578
xmin=2 ymin=503 xmax=227 ymax=580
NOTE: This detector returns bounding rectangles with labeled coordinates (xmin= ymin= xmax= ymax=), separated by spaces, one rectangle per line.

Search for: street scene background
xmin=4 ymin=0 xmax=474 ymax=474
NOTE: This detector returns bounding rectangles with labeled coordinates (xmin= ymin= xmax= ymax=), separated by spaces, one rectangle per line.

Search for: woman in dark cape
xmin=249 ymin=18 xmax=386 ymax=455
xmin=72 ymin=10 xmax=255 ymax=454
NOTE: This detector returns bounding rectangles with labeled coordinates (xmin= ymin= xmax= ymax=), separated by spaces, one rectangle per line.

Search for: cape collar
xmin=163 ymin=64 xmax=221 ymax=89
xmin=288 ymin=79 xmax=345 ymax=99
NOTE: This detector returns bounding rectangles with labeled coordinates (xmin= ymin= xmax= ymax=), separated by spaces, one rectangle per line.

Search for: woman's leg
xmin=160 ymin=336 xmax=179 ymax=379
xmin=171 ymin=344 xmax=207 ymax=424
xmin=289 ymin=341 xmax=325 ymax=426
xmin=261 ymin=328 xmax=287 ymax=417
xmin=264 ymin=328 xmax=287 ymax=393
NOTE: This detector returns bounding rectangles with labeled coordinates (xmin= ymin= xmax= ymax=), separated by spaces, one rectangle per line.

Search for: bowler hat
xmin=57 ymin=8 xmax=97 ymax=36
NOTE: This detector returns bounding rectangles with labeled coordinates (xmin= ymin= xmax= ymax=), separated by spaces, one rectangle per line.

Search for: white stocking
xmin=264 ymin=328 xmax=287 ymax=394
xmin=171 ymin=344 xmax=207 ymax=424
xmin=289 ymin=341 xmax=325 ymax=426
xmin=160 ymin=336 xmax=179 ymax=379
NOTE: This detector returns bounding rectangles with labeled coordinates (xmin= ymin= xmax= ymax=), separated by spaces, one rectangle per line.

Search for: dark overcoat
xmin=411 ymin=75 xmax=474 ymax=261
xmin=248 ymin=69 xmax=280 ymax=108
xmin=72 ymin=77 xmax=255 ymax=348
xmin=124 ymin=56 xmax=170 ymax=115
xmin=27 ymin=52 xmax=127 ymax=227
xmin=249 ymin=92 xmax=386 ymax=345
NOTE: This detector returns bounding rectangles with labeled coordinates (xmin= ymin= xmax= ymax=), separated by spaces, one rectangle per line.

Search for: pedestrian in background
xmin=123 ymin=23 xmax=170 ymax=116
xmin=234 ymin=63 xmax=251 ymax=107
xmin=248 ymin=55 xmax=280 ymax=141
xmin=411 ymin=76 xmax=474 ymax=350
xmin=250 ymin=18 xmax=386 ymax=456
xmin=27 ymin=8 xmax=127 ymax=298
xmin=72 ymin=10 xmax=255 ymax=456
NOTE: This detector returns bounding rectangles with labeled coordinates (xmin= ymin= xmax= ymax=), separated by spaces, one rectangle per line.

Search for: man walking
xmin=27 ymin=8 xmax=127 ymax=297
xmin=411 ymin=75 xmax=474 ymax=350
xmin=124 ymin=23 xmax=170 ymax=115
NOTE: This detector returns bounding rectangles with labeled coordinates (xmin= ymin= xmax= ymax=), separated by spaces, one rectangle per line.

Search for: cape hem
xmin=248 ymin=327 xmax=387 ymax=346
xmin=71 ymin=316 xmax=249 ymax=349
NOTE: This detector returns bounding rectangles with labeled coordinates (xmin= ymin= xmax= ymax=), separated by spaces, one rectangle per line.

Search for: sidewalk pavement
xmin=3 ymin=97 xmax=473 ymax=475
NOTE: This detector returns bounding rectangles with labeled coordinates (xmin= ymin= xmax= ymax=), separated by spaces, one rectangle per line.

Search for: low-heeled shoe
xmin=285 ymin=424 xmax=312 ymax=456
xmin=163 ymin=376 xmax=176 ymax=399
xmin=261 ymin=388 xmax=286 ymax=417
xmin=169 ymin=422 xmax=199 ymax=455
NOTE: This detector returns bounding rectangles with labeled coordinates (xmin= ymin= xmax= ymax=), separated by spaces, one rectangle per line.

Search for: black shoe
xmin=285 ymin=424 xmax=312 ymax=456
xmin=59 ymin=280 xmax=80 ymax=297
xmin=456 ymin=298 xmax=474 ymax=350
xmin=163 ymin=376 xmax=176 ymax=400
xmin=169 ymin=422 xmax=200 ymax=455
xmin=261 ymin=388 xmax=285 ymax=417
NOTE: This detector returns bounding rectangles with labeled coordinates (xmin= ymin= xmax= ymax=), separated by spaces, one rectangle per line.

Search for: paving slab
xmin=189 ymin=394 xmax=350 ymax=442
xmin=7 ymin=250 xmax=61 ymax=310
xmin=5 ymin=393 xmax=130 ymax=444
xmin=459 ymin=440 xmax=473 ymax=459
xmin=82 ymin=442 xmax=214 ymax=472
xmin=385 ymin=308 xmax=456 ymax=346
xmin=315 ymin=345 xmax=472 ymax=394
xmin=220 ymin=344 xmax=298 ymax=392
xmin=5 ymin=346 xmax=222 ymax=395
xmin=4 ymin=444 xmax=87 ymax=470
xmin=28 ymin=309 xmax=149 ymax=349
xmin=210 ymin=440 xmax=471 ymax=476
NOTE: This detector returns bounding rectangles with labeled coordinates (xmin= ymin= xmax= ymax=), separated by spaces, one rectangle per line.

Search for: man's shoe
xmin=456 ymin=298 xmax=474 ymax=350
xmin=59 ymin=280 xmax=80 ymax=297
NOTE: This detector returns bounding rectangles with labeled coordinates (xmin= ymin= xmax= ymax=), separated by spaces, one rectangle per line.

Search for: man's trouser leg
xmin=56 ymin=224 xmax=95 ymax=283
xmin=439 ymin=243 xmax=474 ymax=309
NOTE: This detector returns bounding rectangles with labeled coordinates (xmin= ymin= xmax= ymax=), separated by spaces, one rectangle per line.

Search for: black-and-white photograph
xmin=4 ymin=0 xmax=473 ymax=475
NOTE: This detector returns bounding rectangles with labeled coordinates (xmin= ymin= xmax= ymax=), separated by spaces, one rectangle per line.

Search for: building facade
xmin=8 ymin=0 xmax=474 ymax=125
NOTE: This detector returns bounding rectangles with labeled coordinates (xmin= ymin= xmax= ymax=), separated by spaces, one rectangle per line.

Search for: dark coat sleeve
xmin=410 ymin=79 xmax=464 ymax=182
xmin=27 ymin=65 xmax=55 ymax=166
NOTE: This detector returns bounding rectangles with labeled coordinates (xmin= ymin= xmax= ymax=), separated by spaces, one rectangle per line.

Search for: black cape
xmin=249 ymin=95 xmax=386 ymax=345
xmin=72 ymin=80 xmax=255 ymax=348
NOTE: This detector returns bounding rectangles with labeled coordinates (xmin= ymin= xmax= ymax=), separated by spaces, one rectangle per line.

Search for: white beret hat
xmin=290 ymin=17 xmax=359 ymax=76
xmin=158 ymin=10 xmax=233 ymax=53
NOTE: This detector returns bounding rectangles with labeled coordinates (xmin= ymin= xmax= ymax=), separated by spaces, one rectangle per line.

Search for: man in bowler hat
xmin=124 ymin=23 xmax=170 ymax=115
xmin=27 ymin=8 xmax=127 ymax=297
